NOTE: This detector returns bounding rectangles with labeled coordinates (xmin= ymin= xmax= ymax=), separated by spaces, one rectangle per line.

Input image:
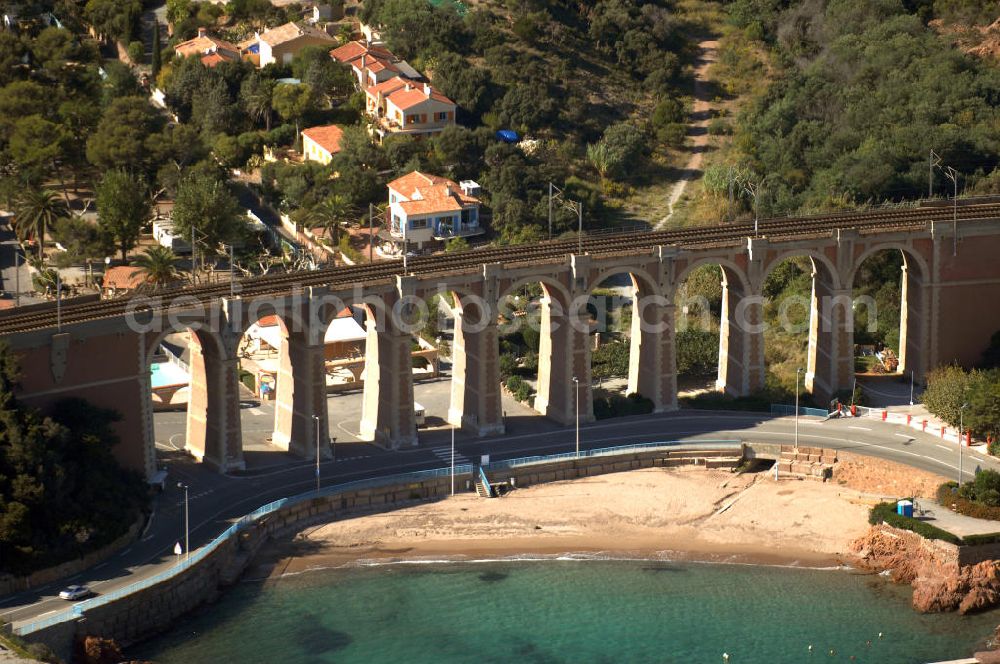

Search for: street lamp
xmin=909 ymin=370 xmax=915 ymax=406
xmin=313 ymin=415 xmax=322 ymax=493
xmin=959 ymin=402 xmax=969 ymax=485
xmin=572 ymin=376 xmax=580 ymax=458
xmin=177 ymin=482 xmax=189 ymax=561
xmin=55 ymin=269 xmax=62 ymax=332
xmin=451 ymin=424 xmax=456 ymax=496
xmin=227 ymin=243 xmax=235 ymax=298
xmin=13 ymin=243 xmax=20 ymax=306
xmin=794 ymin=367 xmax=803 ymax=451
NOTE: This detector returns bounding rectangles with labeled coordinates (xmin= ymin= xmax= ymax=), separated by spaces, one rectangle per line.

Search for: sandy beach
xmin=255 ymin=465 xmax=897 ymax=579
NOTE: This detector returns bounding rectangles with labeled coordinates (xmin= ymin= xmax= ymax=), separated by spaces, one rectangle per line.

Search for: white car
xmin=58 ymin=585 xmax=92 ymax=601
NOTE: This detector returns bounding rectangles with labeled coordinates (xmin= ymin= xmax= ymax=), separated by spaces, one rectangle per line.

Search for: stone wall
xmin=0 ymin=517 xmax=144 ymax=598
xmin=25 ymin=474 xmax=466 ymax=660
xmin=24 ymin=445 xmax=749 ymax=660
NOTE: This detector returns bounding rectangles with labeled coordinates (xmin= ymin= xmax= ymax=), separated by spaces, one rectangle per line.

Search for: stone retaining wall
xmin=26 ymin=474 xmax=465 ymax=660
xmin=25 ymin=445 xmax=748 ymax=660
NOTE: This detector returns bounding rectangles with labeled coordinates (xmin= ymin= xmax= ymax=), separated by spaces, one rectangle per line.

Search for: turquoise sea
xmin=132 ymin=558 xmax=997 ymax=663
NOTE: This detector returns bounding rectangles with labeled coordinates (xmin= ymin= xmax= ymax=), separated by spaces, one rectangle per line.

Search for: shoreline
xmin=252 ymin=466 xmax=877 ymax=582
xmin=257 ymin=544 xmax=857 ymax=581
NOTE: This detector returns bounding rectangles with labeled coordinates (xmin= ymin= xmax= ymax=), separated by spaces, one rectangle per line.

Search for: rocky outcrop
xmin=850 ymin=524 xmax=1000 ymax=614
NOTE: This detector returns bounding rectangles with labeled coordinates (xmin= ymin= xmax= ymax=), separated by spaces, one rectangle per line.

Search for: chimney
xmin=405 ymin=83 xmax=412 ymax=91
xmin=361 ymin=54 xmax=366 ymax=68
xmin=423 ymin=83 xmax=431 ymax=96
xmin=198 ymin=27 xmax=207 ymax=38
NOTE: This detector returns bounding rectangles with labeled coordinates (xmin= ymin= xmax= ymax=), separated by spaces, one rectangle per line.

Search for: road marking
xmin=427 ymin=446 xmax=471 ymax=465
xmin=140 ymin=509 xmax=156 ymax=539
xmin=93 ymin=563 xmax=107 ymax=570
xmin=249 ymin=408 xmax=264 ymax=416
xmin=894 ymin=433 xmax=913 ymax=439
xmin=36 ymin=610 xmax=57 ymax=618
xmin=936 ymin=444 xmax=951 ymax=451
xmin=118 ymin=547 xmax=132 ymax=557
xmin=336 ymin=420 xmax=363 ymax=440
xmin=848 ymin=426 xmax=872 ymax=431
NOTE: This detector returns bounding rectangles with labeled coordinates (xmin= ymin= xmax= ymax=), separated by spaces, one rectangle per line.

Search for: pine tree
xmin=151 ymin=21 xmax=161 ymax=80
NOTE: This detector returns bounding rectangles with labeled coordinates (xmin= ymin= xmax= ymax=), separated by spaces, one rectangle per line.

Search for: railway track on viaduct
xmin=3 ymin=203 xmax=999 ymax=334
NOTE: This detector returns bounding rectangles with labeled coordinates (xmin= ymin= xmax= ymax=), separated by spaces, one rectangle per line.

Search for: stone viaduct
xmin=3 ymin=204 xmax=1000 ymax=480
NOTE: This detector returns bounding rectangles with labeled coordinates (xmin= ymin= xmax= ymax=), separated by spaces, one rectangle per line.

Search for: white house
xmin=385 ymin=171 xmax=482 ymax=253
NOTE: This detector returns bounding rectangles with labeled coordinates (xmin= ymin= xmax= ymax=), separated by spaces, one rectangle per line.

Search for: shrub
xmin=868 ymin=502 xmax=962 ymax=545
xmin=707 ymin=118 xmax=732 ymax=135
xmin=499 ymin=353 xmax=517 ymax=379
xmin=593 ymin=393 xmax=654 ymax=420
xmin=937 ymin=481 xmax=1000 ymax=521
xmin=127 ymin=40 xmax=144 ymax=65
xmin=505 ymin=375 xmax=534 ymax=403
xmin=990 ymin=438 xmax=1000 ymax=457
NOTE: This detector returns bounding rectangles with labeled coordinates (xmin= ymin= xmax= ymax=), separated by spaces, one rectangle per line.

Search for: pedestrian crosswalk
xmin=428 ymin=445 xmax=471 ymax=466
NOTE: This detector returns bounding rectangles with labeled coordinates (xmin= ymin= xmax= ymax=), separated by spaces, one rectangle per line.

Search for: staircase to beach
xmin=654 ymin=449 xmax=743 ymax=470
xmin=775 ymin=446 xmax=837 ymax=480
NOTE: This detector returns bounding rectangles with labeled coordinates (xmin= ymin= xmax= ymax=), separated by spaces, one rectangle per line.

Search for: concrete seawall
xmin=24 ymin=443 xmax=754 ymax=659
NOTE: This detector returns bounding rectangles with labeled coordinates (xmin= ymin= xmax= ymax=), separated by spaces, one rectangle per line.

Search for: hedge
xmin=937 ymin=482 xmax=1000 ymax=521
xmin=868 ymin=502 xmax=963 ymax=545
xmin=961 ymin=533 xmax=1000 ymax=546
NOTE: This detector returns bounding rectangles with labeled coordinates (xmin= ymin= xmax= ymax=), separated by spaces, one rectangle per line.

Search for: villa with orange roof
xmin=173 ymin=28 xmax=240 ymax=67
xmin=384 ymin=171 xmax=483 ymax=252
xmin=301 ymin=124 xmax=344 ymax=165
xmin=330 ymin=40 xmax=420 ymax=89
xmin=365 ymin=77 xmax=456 ymax=141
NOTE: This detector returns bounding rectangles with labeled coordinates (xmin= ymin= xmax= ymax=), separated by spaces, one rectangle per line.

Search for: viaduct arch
xmin=4 ymin=207 xmax=1000 ymax=479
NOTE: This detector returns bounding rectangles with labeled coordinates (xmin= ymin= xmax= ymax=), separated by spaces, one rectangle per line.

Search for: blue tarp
xmin=496 ymin=129 xmax=519 ymax=143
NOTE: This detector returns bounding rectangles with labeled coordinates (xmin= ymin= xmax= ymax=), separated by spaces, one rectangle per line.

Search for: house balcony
xmin=432 ymin=224 xmax=485 ymax=241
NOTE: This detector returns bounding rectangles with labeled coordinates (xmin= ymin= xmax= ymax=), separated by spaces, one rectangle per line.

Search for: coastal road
xmin=1 ymin=409 xmax=994 ymax=628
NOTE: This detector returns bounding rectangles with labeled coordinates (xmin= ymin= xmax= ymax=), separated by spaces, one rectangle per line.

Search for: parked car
xmin=58 ymin=585 xmax=92 ymax=601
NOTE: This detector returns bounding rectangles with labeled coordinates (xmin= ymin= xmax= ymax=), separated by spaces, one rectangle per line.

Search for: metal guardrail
xmin=482 ymin=439 xmax=743 ymax=472
xmin=477 ymin=466 xmax=493 ymax=498
xmin=13 ymin=439 xmax=744 ymax=635
xmin=12 ymin=463 xmax=474 ymax=636
xmin=770 ymin=404 xmax=830 ymax=418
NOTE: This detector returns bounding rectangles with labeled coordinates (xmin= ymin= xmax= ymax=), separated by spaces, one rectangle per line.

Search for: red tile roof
xmin=388 ymin=86 xmax=454 ymax=110
xmin=174 ymin=33 xmax=239 ymax=59
xmin=389 ymin=171 xmax=479 ymax=216
xmin=366 ymin=76 xmax=409 ymax=97
xmin=200 ymin=52 xmax=228 ymax=67
xmin=103 ymin=266 xmax=146 ymax=290
xmin=301 ymin=124 xmax=344 ymax=155
xmin=330 ymin=40 xmax=397 ymax=65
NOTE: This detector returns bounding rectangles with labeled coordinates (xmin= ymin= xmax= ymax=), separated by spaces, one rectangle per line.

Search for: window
xmin=410 ymin=218 xmax=428 ymax=229
xmin=436 ymin=111 xmax=448 ymax=121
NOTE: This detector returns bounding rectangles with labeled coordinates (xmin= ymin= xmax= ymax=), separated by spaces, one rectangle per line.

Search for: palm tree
xmin=134 ymin=245 xmax=181 ymax=289
xmin=241 ymin=75 xmax=275 ymax=132
xmin=304 ymin=195 xmax=356 ymax=248
xmin=14 ymin=188 xmax=69 ymax=260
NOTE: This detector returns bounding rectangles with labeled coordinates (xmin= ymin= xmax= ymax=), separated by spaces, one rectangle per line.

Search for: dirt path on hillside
xmin=655 ymin=39 xmax=719 ymax=229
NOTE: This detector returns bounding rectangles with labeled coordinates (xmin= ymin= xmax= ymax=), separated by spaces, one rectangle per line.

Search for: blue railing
xmin=482 ymin=439 xmax=742 ymax=472
xmin=477 ymin=465 xmax=493 ymax=498
xmin=12 ymin=439 xmax=744 ymax=635
xmin=770 ymin=404 xmax=830 ymax=418
xmin=12 ymin=463 xmax=474 ymax=636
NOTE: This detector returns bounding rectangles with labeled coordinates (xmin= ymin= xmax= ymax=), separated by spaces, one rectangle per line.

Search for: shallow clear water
xmin=133 ymin=559 xmax=997 ymax=663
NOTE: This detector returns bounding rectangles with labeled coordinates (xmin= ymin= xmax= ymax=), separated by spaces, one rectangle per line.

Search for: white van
xmin=414 ymin=403 xmax=426 ymax=427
